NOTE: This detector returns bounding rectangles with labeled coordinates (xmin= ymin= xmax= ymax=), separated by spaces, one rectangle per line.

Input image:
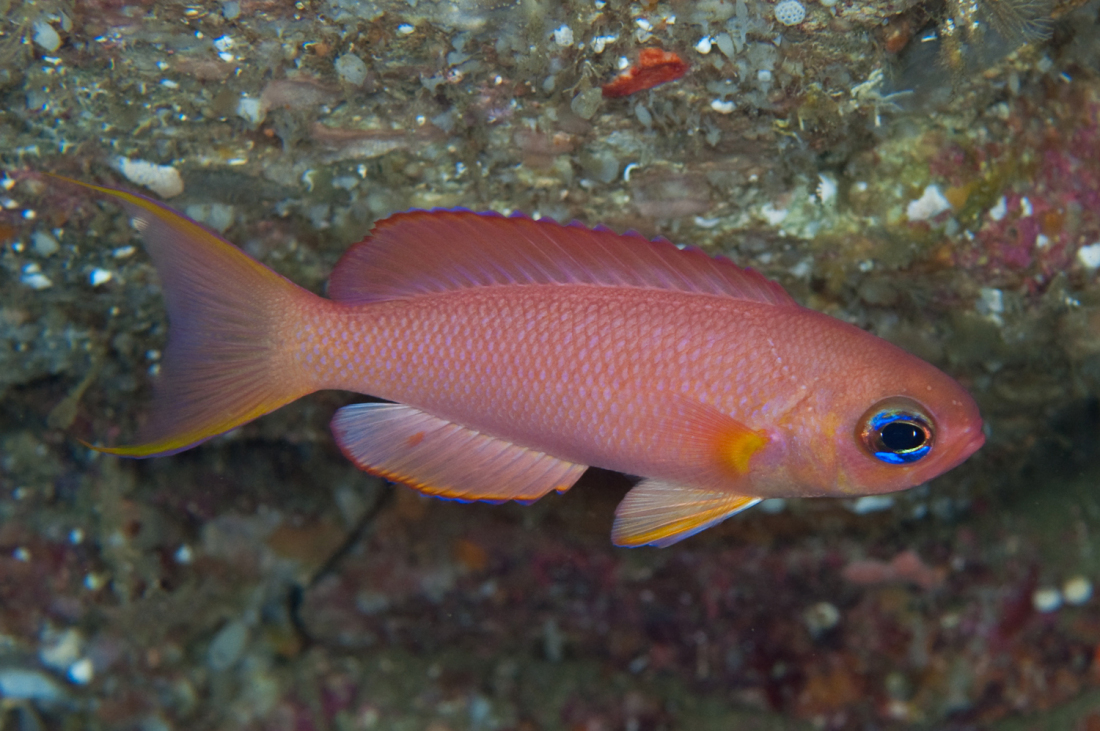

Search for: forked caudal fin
xmin=52 ymin=175 xmax=318 ymax=457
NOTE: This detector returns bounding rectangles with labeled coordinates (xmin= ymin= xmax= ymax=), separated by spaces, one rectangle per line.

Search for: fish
xmin=56 ymin=176 xmax=984 ymax=548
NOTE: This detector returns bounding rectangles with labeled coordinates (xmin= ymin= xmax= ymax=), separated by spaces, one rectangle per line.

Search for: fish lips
xmin=939 ymin=420 xmax=986 ymax=472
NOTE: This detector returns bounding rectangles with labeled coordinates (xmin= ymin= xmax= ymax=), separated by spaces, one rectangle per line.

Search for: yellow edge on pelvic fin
xmin=615 ymin=519 xmax=705 ymax=548
xmin=616 ymin=495 xmax=761 ymax=547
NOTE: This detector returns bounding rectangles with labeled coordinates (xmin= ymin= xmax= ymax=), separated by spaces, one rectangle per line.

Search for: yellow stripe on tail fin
xmin=50 ymin=174 xmax=318 ymax=457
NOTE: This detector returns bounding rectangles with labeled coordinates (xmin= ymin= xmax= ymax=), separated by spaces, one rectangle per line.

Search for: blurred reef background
xmin=4 ymin=0 xmax=1100 ymax=728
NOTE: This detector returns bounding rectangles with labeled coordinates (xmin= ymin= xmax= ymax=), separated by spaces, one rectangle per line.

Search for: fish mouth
xmin=951 ymin=425 xmax=986 ymax=465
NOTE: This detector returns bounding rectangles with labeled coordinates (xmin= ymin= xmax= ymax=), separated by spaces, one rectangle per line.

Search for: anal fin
xmin=331 ymin=403 xmax=586 ymax=503
xmin=612 ymin=479 xmax=760 ymax=548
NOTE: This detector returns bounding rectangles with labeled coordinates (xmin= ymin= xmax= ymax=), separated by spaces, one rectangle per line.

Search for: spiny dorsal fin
xmin=328 ymin=209 xmax=796 ymax=307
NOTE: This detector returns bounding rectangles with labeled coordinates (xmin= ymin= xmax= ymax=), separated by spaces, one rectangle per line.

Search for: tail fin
xmin=54 ymin=175 xmax=317 ymax=457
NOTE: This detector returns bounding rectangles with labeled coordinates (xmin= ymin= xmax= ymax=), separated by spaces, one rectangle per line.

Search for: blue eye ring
xmin=857 ymin=398 xmax=935 ymax=465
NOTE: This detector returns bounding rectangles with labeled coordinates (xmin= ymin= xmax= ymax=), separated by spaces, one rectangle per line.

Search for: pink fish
xmin=60 ymin=177 xmax=984 ymax=547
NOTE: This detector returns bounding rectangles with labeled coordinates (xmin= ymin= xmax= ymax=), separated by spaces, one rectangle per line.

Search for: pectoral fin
xmin=331 ymin=403 xmax=587 ymax=503
xmin=667 ymin=396 xmax=769 ymax=477
xmin=612 ymin=479 xmax=760 ymax=548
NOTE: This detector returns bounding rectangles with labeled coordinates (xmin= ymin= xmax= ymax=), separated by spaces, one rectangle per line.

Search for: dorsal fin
xmin=327 ymin=209 xmax=796 ymax=307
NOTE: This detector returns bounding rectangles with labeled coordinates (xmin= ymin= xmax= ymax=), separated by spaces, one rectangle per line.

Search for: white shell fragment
xmin=112 ymin=157 xmax=184 ymax=198
xmin=32 ymin=230 xmax=59 ymax=256
xmin=0 ymin=668 xmax=65 ymax=702
xmin=335 ymin=53 xmax=369 ymax=86
xmin=988 ymin=195 xmax=1007 ymax=221
xmin=21 ymin=273 xmax=53 ymax=290
xmin=67 ymin=658 xmax=94 ymax=685
xmin=552 ymin=25 xmax=574 ymax=47
xmin=1078 ymin=242 xmax=1100 ymax=270
xmin=906 ymin=184 xmax=951 ymax=222
xmin=39 ymin=628 xmax=82 ymax=672
xmin=715 ymin=33 xmax=736 ymax=59
xmin=816 ymin=174 xmax=838 ymax=204
xmin=21 ymin=263 xmax=52 ymax=290
xmin=236 ymin=96 xmax=263 ymax=124
xmin=213 ymin=35 xmax=233 ymax=51
xmin=570 ymin=87 xmax=603 ymax=120
xmin=760 ymin=203 xmax=789 ymax=226
xmin=1032 ymin=587 xmax=1062 ymax=613
xmin=89 ymin=268 xmax=113 ymax=287
xmin=33 ymin=20 xmax=62 ymax=53
xmin=591 ymin=34 xmax=617 ymax=54
xmin=774 ymin=0 xmax=807 ymax=26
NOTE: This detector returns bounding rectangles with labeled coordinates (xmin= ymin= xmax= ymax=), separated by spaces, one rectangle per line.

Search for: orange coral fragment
xmin=601 ymin=48 xmax=688 ymax=99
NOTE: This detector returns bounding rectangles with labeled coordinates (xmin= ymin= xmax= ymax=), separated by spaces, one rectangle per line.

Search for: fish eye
xmin=857 ymin=398 xmax=935 ymax=465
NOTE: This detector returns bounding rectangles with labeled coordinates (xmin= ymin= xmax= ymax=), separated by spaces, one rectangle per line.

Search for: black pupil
xmin=880 ymin=421 xmax=926 ymax=452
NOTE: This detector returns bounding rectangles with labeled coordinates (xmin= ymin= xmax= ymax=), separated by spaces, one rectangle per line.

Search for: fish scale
xmin=312 ymin=291 xmax=677 ymax=454
xmin=286 ymin=285 xmax=883 ymax=499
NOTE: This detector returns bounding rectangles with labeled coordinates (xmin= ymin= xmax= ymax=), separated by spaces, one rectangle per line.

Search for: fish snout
xmin=946 ymin=421 xmax=985 ymax=467
xmin=962 ymin=426 xmax=985 ymax=459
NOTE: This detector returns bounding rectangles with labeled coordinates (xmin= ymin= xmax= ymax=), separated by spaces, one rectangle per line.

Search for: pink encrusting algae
xmin=57 ymin=176 xmax=984 ymax=548
xmin=929 ymin=101 xmax=1100 ymax=291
